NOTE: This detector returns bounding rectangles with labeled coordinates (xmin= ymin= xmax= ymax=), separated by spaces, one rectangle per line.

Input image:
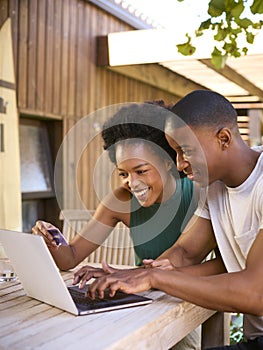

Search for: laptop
xmin=0 ymin=229 xmax=152 ymax=315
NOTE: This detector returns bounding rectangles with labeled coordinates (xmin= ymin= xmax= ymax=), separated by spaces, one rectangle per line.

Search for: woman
xmin=33 ymin=102 xmax=199 ymax=350
xmin=33 ymin=102 xmax=196 ymax=269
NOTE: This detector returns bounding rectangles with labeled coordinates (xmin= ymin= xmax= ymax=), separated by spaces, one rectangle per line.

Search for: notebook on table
xmin=0 ymin=229 xmax=152 ymax=315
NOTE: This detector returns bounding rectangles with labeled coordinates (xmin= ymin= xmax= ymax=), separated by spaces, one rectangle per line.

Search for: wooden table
xmin=0 ymin=266 xmax=218 ymax=350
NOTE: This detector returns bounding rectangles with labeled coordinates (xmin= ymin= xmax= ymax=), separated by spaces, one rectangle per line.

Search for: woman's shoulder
xmin=100 ymin=187 xmax=131 ymax=212
xmin=94 ymin=187 xmax=131 ymax=226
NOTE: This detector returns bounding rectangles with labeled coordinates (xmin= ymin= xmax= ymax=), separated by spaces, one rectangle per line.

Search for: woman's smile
xmin=131 ymin=186 xmax=150 ymax=203
xmin=115 ymin=142 xmax=176 ymax=206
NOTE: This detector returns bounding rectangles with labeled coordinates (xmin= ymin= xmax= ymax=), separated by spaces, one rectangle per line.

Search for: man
xmin=75 ymin=90 xmax=263 ymax=350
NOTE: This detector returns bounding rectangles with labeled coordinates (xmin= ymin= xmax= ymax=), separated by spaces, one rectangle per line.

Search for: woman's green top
xmin=130 ymin=177 xmax=196 ymax=266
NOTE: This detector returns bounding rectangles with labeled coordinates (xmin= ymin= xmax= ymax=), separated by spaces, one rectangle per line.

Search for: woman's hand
xmin=32 ymin=220 xmax=67 ymax=250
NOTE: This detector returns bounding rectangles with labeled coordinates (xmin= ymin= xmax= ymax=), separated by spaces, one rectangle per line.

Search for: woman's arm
xmin=32 ymin=187 xmax=131 ymax=270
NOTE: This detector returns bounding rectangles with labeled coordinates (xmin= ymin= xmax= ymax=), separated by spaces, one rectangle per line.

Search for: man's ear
xmin=217 ymin=127 xmax=231 ymax=150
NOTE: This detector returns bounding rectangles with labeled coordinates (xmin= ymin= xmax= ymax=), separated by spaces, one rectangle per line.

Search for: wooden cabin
xmin=0 ymin=0 xmax=262 ymax=232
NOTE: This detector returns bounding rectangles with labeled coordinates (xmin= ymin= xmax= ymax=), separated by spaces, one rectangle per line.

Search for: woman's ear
xmin=217 ymin=127 xmax=231 ymax=150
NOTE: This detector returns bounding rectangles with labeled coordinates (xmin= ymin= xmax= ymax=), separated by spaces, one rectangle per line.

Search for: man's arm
xmin=87 ymin=227 xmax=263 ymax=316
xmin=176 ymin=250 xmax=227 ymax=276
xmin=149 ymin=229 xmax=263 ymax=315
xmin=144 ymin=215 xmax=217 ymax=269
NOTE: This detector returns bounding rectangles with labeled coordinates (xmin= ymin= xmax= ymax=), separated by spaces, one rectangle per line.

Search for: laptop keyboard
xmin=68 ymin=286 xmax=106 ymax=305
xmin=67 ymin=285 xmax=152 ymax=313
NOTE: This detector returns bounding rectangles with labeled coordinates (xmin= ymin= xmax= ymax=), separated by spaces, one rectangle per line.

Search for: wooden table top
xmin=0 ymin=267 xmax=216 ymax=350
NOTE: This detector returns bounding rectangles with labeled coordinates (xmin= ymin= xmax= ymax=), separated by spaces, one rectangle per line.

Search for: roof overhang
xmin=97 ymin=28 xmax=263 ymax=105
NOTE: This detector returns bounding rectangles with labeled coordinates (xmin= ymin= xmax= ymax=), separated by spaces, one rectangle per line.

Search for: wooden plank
xmin=27 ymin=0 xmax=37 ymax=109
xmin=74 ymin=2 xmax=86 ymax=207
xmin=0 ymin=295 xmax=29 ymax=311
xmin=60 ymin=0 xmax=70 ymax=116
xmin=53 ymin=0 xmax=62 ymax=115
xmin=45 ymin=0 xmax=54 ymax=113
xmin=99 ymin=29 xmax=198 ymax=66
xmin=17 ymin=0 xmax=28 ymax=108
xmin=202 ymin=311 xmax=230 ymax=348
xmin=0 ymin=284 xmax=24 ymax=299
xmin=75 ymin=0 xmax=84 ymax=118
xmin=0 ymin=0 xmax=8 ymax=27
xmin=35 ymin=0 xmax=46 ymax=111
xmin=0 ymin=280 xmax=22 ymax=292
xmin=67 ymin=0 xmax=77 ymax=117
xmin=200 ymin=59 xmax=263 ymax=101
xmin=81 ymin=4 xmax=90 ymax=116
xmin=233 ymin=102 xmax=263 ymax=109
xmin=94 ymin=8 xmax=109 ymax=204
xmin=9 ymin=0 xmax=19 ymax=79
xmin=19 ymin=107 xmax=62 ymax=120
xmin=8 ymin=308 xmax=103 ymax=349
xmin=0 ymin=303 xmax=64 ymax=343
xmin=77 ymin=5 xmax=91 ymax=208
xmin=96 ymin=35 xmax=109 ymax=65
xmin=85 ymin=4 xmax=98 ymax=209
xmin=41 ymin=298 xmax=213 ymax=350
xmin=108 ymin=64 xmax=208 ymax=98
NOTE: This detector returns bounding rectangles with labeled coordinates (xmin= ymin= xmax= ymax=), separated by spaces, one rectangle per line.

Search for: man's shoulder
xmin=252 ymin=145 xmax=263 ymax=153
xmin=253 ymin=174 xmax=263 ymax=194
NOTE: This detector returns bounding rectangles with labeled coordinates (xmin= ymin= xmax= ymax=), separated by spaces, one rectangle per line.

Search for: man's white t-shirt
xmin=195 ymin=150 xmax=263 ymax=340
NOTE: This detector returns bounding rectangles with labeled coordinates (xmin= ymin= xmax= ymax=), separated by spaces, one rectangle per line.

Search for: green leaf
xmin=176 ymin=42 xmax=196 ymax=56
xmin=231 ymin=27 xmax=242 ymax=35
xmin=232 ymin=50 xmax=241 ymax=58
xmin=195 ymin=29 xmax=204 ymax=37
xmin=214 ymin=27 xmax=228 ymax=40
xmin=242 ymin=47 xmax=248 ymax=55
xmin=208 ymin=0 xmax=226 ymax=17
xmin=175 ymin=0 xmax=263 ymax=63
xmin=198 ymin=18 xmax=212 ymax=30
xmin=176 ymin=34 xmax=196 ymax=56
xmin=230 ymin=2 xmax=244 ymax=18
xmin=235 ymin=17 xmax=253 ymax=29
xmin=251 ymin=0 xmax=263 ymax=14
xmin=212 ymin=46 xmax=222 ymax=56
xmin=211 ymin=47 xmax=228 ymax=68
xmin=246 ymin=31 xmax=255 ymax=44
xmin=223 ymin=41 xmax=242 ymax=58
xmin=223 ymin=41 xmax=236 ymax=53
xmin=252 ymin=21 xmax=263 ymax=29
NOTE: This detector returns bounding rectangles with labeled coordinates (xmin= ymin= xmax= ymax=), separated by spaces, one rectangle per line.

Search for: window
xmin=19 ymin=118 xmax=62 ymax=232
xmin=20 ymin=119 xmax=54 ymax=197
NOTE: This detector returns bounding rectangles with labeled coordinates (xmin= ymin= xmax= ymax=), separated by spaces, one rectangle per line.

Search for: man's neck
xmin=222 ymin=147 xmax=260 ymax=188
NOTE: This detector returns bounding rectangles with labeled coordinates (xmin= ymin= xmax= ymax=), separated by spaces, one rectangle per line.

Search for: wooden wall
xmin=0 ymin=0 xmax=181 ymax=212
